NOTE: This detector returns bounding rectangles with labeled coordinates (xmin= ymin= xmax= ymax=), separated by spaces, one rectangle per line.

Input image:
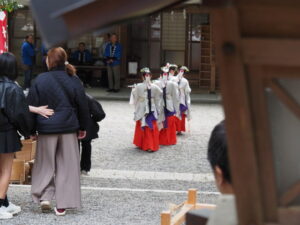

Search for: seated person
xmin=206 ymin=120 xmax=237 ymax=225
xmin=71 ymin=42 xmax=93 ymax=87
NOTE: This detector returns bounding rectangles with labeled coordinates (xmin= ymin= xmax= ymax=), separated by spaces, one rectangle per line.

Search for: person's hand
xmin=37 ymin=105 xmax=54 ymax=118
xmin=78 ymin=130 xmax=86 ymax=140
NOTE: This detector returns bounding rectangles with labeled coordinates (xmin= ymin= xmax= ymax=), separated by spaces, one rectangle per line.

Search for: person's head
xmin=161 ymin=66 xmax=169 ymax=81
xmin=25 ymin=34 xmax=34 ymax=44
xmin=207 ymin=120 xmax=233 ymax=194
xmin=169 ymin=66 xmax=177 ymax=75
xmin=78 ymin=42 xmax=86 ymax=52
xmin=140 ymin=67 xmax=152 ymax=82
xmin=46 ymin=47 xmax=76 ymax=76
xmin=110 ymin=33 xmax=118 ymax=44
xmin=0 ymin=52 xmax=18 ymax=81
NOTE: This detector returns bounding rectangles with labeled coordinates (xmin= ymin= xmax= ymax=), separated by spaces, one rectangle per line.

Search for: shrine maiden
xmin=174 ymin=66 xmax=192 ymax=133
xmin=154 ymin=66 xmax=180 ymax=145
xmin=130 ymin=68 xmax=162 ymax=152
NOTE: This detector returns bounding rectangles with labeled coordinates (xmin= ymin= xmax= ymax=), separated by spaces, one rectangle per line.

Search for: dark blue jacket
xmin=72 ymin=50 xmax=92 ymax=64
xmin=27 ymin=68 xmax=90 ymax=134
xmin=21 ymin=42 xmax=35 ymax=66
xmin=104 ymin=42 xmax=122 ymax=66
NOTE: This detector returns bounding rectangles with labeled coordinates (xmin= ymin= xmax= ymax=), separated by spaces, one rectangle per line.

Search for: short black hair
xmin=79 ymin=42 xmax=86 ymax=46
xmin=0 ymin=52 xmax=18 ymax=81
xmin=207 ymin=120 xmax=231 ymax=183
xmin=106 ymin=33 xmax=111 ymax=38
xmin=25 ymin=34 xmax=33 ymax=40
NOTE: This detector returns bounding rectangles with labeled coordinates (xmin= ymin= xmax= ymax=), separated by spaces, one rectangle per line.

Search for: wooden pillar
xmin=161 ymin=211 xmax=171 ymax=225
xmin=211 ymin=6 xmax=264 ymax=225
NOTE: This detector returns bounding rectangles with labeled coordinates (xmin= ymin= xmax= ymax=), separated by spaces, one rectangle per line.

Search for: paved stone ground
xmin=3 ymin=101 xmax=224 ymax=225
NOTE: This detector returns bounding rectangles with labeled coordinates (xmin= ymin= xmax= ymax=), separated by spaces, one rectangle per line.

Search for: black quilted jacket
xmin=0 ymin=76 xmax=32 ymax=137
xmin=27 ymin=67 xmax=90 ymax=134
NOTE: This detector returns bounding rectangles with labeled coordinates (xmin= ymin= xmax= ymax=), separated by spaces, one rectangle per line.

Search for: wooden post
xmin=161 ymin=211 xmax=171 ymax=225
xmin=187 ymin=189 xmax=197 ymax=206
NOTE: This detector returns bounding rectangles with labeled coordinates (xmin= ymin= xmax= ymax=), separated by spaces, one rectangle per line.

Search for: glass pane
xmin=131 ymin=17 xmax=149 ymax=40
xmin=164 ymin=51 xmax=184 ymax=66
xmin=266 ymin=80 xmax=300 ymax=206
xmin=150 ymin=14 xmax=161 ymax=40
xmin=162 ymin=12 xmax=186 ymax=51
xmin=131 ymin=41 xmax=149 ymax=68
xmin=150 ymin=42 xmax=160 ymax=69
xmin=189 ymin=14 xmax=210 ymax=42
xmin=13 ymin=9 xmax=34 ymax=38
xmin=191 ymin=43 xmax=200 ymax=70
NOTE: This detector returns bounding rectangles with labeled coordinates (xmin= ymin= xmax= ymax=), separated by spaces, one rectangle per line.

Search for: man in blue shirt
xmin=72 ymin=42 xmax=93 ymax=88
xmin=104 ymin=33 xmax=122 ymax=92
xmin=21 ymin=34 xmax=35 ymax=90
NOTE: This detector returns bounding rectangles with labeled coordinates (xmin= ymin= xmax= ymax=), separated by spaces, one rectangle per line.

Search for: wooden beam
xmin=242 ymin=38 xmax=300 ymax=66
xmin=247 ymin=66 xmax=278 ymax=221
xmin=171 ymin=204 xmax=194 ymax=225
xmin=60 ymin=0 xmax=184 ymax=37
xmin=268 ymin=79 xmax=300 ymax=120
xmin=212 ymin=6 xmax=264 ymax=225
xmin=161 ymin=211 xmax=171 ymax=225
xmin=280 ymin=181 xmax=300 ymax=206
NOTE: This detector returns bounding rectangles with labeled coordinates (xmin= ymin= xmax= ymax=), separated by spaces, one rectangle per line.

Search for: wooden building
xmin=8 ymin=2 xmax=218 ymax=92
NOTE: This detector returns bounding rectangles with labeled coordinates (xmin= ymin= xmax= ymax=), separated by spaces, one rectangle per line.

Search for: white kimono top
xmin=207 ymin=194 xmax=238 ymax=225
xmin=130 ymin=81 xmax=163 ymax=127
xmin=154 ymin=78 xmax=180 ymax=122
xmin=173 ymin=76 xmax=192 ymax=120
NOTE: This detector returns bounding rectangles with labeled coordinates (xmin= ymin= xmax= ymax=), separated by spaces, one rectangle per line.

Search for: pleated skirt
xmin=159 ymin=116 xmax=177 ymax=145
xmin=133 ymin=120 xmax=160 ymax=151
xmin=0 ymin=129 xmax=22 ymax=154
xmin=176 ymin=113 xmax=186 ymax=132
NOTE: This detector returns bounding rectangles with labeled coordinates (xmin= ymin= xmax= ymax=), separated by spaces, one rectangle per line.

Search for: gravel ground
xmin=3 ymin=101 xmax=224 ymax=225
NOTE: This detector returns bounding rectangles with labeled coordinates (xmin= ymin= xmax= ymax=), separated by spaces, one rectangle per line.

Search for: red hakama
xmin=133 ymin=120 xmax=160 ymax=151
xmin=159 ymin=115 xmax=177 ymax=145
xmin=176 ymin=113 xmax=186 ymax=132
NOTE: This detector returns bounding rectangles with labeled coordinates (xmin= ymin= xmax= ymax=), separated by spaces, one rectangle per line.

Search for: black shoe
xmin=107 ymin=89 xmax=114 ymax=92
xmin=113 ymin=89 xmax=120 ymax=93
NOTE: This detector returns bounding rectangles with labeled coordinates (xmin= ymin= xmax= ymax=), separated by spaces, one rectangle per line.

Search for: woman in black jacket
xmin=0 ymin=53 xmax=32 ymax=219
xmin=27 ymin=47 xmax=90 ymax=216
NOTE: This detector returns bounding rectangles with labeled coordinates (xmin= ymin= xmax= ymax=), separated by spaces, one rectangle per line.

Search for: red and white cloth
xmin=0 ymin=11 xmax=8 ymax=54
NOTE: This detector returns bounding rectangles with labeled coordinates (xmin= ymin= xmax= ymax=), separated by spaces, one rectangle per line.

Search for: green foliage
xmin=0 ymin=0 xmax=23 ymax=13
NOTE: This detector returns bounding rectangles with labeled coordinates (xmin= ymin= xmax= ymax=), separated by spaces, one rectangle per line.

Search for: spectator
xmin=72 ymin=42 xmax=93 ymax=87
xmin=206 ymin=120 xmax=237 ymax=225
xmin=27 ymin=47 xmax=90 ymax=216
xmin=0 ymin=52 xmax=32 ymax=220
xmin=21 ymin=34 xmax=35 ymax=92
xmin=80 ymin=94 xmax=106 ymax=175
xmin=105 ymin=33 xmax=122 ymax=93
xmin=100 ymin=33 xmax=111 ymax=61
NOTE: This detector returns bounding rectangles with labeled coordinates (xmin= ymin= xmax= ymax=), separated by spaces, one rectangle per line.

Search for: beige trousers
xmin=31 ymin=133 xmax=81 ymax=209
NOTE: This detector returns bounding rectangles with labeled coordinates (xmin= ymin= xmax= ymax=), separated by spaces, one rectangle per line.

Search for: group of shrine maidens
xmin=130 ymin=63 xmax=191 ymax=152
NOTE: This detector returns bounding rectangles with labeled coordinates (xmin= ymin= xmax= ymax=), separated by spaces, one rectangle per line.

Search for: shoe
xmin=0 ymin=206 xmax=13 ymax=220
xmin=113 ymin=89 xmax=120 ymax=93
xmin=106 ymin=89 xmax=114 ymax=92
xmin=81 ymin=170 xmax=89 ymax=176
xmin=5 ymin=202 xmax=21 ymax=215
xmin=54 ymin=207 xmax=66 ymax=216
xmin=40 ymin=200 xmax=51 ymax=212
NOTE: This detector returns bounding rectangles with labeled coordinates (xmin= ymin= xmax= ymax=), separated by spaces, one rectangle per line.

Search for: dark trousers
xmin=23 ymin=65 xmax=33 ymax=89
xmin=80 ymin=140 xmax=92 ymax=172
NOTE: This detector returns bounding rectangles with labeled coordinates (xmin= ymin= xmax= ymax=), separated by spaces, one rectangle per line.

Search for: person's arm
xmin=4 ymin=86 xmax=32 ymax=138
xmin=115 ymin=44 xmax=122 ymax=61
xmin=29 ymin=105 xmax=54 ymax=118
